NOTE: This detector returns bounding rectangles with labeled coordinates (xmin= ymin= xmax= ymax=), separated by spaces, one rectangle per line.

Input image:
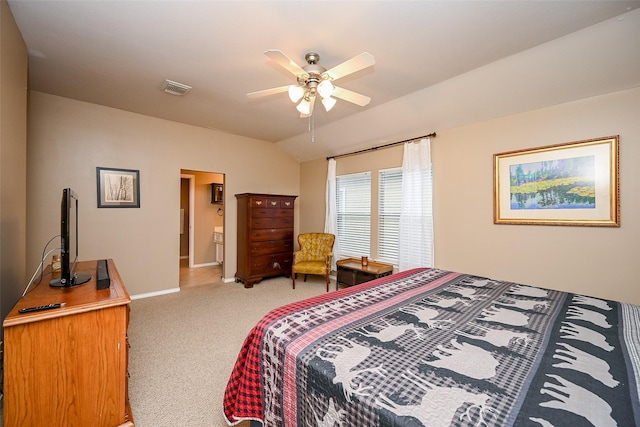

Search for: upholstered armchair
xmin=292 ymin=233 xmax=335 ymax=292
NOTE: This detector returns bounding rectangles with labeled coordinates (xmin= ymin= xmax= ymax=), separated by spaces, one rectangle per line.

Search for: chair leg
xmin=304 ymin=274 xmax=307 ymax=282
xmin=292 ymin=272 xmax=296 ymax=289
xmin=325 ymin=273 xmax=329 ymax=292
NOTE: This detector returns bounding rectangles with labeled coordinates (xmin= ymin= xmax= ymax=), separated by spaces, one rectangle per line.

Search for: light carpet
xmin=128 ymin=275 xmax=330 ymax=427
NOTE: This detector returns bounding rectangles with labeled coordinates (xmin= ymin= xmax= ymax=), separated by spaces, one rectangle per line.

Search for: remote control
xmin=18 ymin=302 xmax=66 ymax=313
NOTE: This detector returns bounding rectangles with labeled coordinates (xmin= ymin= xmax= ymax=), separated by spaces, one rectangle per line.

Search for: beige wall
xmin=26 ymin=92 xmax=300 ymax=296
xmin=298 ymin=158 xmax=329 ymax=242
xmin=0 ymin=0 xmax=28 ymax=321
xmin=300 ymin=87 xmax=640 ymax=305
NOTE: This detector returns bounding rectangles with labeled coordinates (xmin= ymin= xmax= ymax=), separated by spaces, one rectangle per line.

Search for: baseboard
xmin=130 ymin=287 xmax=180 ymax=300
xmin=191 ymin=261 xmax=220 ymax=268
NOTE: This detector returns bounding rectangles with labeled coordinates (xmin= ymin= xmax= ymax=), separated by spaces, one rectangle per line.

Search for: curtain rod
xmin=326 ymin=132 xmax=436 ymax=160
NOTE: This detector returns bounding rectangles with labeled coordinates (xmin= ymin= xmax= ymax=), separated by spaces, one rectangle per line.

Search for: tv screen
xmin=50 ymin=188 xmax=91 ymax=287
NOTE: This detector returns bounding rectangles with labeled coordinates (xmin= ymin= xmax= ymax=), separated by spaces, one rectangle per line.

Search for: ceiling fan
xmin=247 ymin=50 xmax=375 ymax=118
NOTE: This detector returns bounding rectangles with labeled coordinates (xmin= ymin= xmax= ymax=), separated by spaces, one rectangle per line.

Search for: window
xmin=378 ymin=168 xmax=402 ymax=264
xmin=336 ymin=172 xmax=371 ymax=258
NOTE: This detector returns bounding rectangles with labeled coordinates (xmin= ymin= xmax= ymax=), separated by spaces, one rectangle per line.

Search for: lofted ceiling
xmin=8 ymin=1 xmax=640 ymax=162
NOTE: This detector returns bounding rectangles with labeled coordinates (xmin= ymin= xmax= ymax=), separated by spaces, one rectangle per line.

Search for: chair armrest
xmin=325 ymin=253 xmax=333 ymax=267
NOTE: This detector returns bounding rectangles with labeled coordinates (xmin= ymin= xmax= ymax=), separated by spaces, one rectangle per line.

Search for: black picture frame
xmin=97 ymin=167 xmax=140 ymax=208
xmin=211 ymin=183 xmax=224 ymax=204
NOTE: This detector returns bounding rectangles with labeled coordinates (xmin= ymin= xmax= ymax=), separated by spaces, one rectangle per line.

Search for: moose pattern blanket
xmin=223 ymin=268 xmax=640 ymax=426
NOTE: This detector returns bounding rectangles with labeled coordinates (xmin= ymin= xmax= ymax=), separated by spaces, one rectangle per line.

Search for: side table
xmin=336 ymin=258 xmax=393 ymax=290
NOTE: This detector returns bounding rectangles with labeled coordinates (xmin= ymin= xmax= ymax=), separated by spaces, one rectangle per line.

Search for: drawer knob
xmin=255 ymin=200 xmax=263 ymax=206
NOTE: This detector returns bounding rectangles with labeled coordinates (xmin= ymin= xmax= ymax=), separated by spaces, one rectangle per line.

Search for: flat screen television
xmin=50 ymin=188 xmax=91 ymax=287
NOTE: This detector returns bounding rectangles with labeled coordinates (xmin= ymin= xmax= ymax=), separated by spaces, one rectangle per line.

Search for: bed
xmin=223 ymin=268 xmax=640 ymax=426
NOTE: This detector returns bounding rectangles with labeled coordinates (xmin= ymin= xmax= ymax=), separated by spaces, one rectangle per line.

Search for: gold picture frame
xmin=494 ymin=136 xmax=619 ymax=226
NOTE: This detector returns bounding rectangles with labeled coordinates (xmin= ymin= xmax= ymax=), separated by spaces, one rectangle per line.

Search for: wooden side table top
xmin=336 ymin=258 xmax=393 ymax=275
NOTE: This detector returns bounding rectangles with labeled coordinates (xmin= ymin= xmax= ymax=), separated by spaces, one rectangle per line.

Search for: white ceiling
xmin=8 ymin=1 xmax=640 ymax=162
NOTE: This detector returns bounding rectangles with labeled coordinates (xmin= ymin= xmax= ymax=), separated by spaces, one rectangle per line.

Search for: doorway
xmin=179 ymin=170 xmax=224 ymax=288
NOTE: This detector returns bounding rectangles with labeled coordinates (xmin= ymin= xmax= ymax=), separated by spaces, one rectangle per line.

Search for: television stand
xmin=49 ymin=271 xmax=92 ymax=287
xmin=3 ymin=259 xmax=134 ymax=427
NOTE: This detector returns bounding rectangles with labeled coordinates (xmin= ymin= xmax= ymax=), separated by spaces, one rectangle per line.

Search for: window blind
xmin=336 ymin=172 xmax=371 ymax=258
xmin=378 ymin=168 xmax=402 ymax=265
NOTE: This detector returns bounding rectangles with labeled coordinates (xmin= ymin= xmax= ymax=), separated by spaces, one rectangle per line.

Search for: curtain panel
xmin=398 ymin=138 xmax=434 ymax=270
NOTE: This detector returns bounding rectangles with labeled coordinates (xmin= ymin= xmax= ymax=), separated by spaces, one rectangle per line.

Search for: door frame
xmin=180 ymin=173 xmax=196 ymax=268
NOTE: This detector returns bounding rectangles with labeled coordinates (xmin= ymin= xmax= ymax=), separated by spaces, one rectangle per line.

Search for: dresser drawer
xmin=252 ymin=208 xmax=293 ymax=218
xmin=249 ymin=254 xmax=293 ymax=276
xmin=268 ymin=197 xmax=296 ymax=209
xmin=249 ymin=197 xmax=268 ymax=208
xmin=265 ymin=198 xmax=282 ymax=208
xmin=249 ymin=196 xmax=295 ymax=209
xmin=250 ymin=240 xmax=293 ymax=256
xmin=252 ymin=216 xmax=293 ymax=229
xmin=251 ymin=228 xmax=293 ymax=242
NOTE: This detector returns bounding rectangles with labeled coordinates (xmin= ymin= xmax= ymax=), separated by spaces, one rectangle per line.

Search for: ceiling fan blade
xmin=265 ymin=49 xmax=307 ymax=77
xmin=332 ymin=86 xmax=371 ymax=107
xmin=246 ymin=85 xmax=290 ymax=99
xmin=324 ymin=52 xmax=375 ymax=81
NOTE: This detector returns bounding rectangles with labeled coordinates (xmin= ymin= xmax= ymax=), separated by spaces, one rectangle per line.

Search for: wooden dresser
xmin=235 ymin=193 xmax=297 ymax=288
xmin=3 ymin=259 xmax=134 ymax=427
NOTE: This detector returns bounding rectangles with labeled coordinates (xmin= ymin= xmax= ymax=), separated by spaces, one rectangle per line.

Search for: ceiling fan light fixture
xmin=296 ymin=97 xmax=311 ymax=115
xmin=322 ymin=96 xmax=337 ymax=112
xmin=317 ymin=79 xmax=334 ymax=99
xmin=288 ymin=85 xmax=304 ymax=103
xmin=248 ymin=49 xmax=375 ymax=122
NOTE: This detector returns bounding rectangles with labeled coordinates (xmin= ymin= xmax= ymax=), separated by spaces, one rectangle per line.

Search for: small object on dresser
xmin=19 ymin=302 xmax=66 ymax=314
xmin=51 ymin=254 xmax=61 ymax=279
xmin=361 ymin=256 xmax=368 ymax=266
xmin=96 ymin=259 xmax=111 ymax=290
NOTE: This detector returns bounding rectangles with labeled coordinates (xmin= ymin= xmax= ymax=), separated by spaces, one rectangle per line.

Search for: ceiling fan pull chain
xmin=310 ymin=114 xmax=315 ymax=143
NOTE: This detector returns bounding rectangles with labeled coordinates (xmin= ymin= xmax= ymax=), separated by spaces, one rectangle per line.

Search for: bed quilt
xmin=223 ymin=268 xmax=640 ymax=426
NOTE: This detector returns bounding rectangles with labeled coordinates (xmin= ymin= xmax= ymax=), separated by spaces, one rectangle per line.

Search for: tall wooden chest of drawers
xmin=235 ymin=193 xmax=297 ymax=288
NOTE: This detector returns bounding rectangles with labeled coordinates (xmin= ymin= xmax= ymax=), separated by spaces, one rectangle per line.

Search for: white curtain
xmin=324 ymin=158 xmax=340 ymax=271
xmin=398 ymin=138 xmax=434 ymax=271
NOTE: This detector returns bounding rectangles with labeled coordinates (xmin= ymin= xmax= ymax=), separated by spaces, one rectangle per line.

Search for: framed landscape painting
xmin=494 ymin=136 xmax=619 ymax=226
xmin=97 ymin=167 xmax=140 ymax=208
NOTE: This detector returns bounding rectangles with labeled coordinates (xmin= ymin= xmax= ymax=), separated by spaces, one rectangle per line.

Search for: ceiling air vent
xmin=161 ymin=79 xmax=192 ymax=96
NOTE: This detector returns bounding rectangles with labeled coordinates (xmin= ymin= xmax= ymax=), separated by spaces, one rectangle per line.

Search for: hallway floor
xmin=179 ymin=258 xmax=223 ymax=288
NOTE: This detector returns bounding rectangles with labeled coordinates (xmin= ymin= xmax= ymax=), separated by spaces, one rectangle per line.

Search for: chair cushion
xmin=293 ymin=261 xmax=327 ymax=275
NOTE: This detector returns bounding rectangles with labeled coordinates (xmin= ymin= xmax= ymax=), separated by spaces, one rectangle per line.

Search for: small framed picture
xmin=97 ymin=167 xmax=140 ymax=208
xmin=494 ymin=136 xmax=619 ymax=226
